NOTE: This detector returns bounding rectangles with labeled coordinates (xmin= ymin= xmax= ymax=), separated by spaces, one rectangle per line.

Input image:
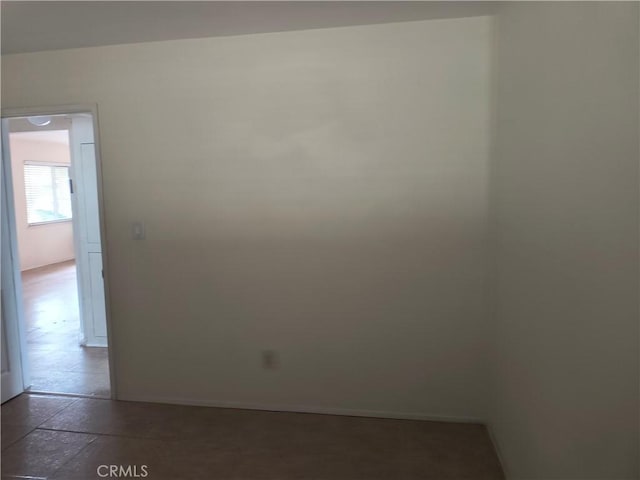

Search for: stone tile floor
xmin=1 ymin=393 xmax=504 ymax=479
xmin=8 ymin=262 xmax=503 ymax=479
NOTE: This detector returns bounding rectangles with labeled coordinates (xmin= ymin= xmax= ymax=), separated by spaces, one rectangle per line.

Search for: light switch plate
xmin=132 ymin=221 xmax=145 ymax=240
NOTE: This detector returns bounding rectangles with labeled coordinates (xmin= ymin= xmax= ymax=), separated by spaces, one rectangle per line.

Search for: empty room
xmin=0 ymin=2 xmax=638 ymax=480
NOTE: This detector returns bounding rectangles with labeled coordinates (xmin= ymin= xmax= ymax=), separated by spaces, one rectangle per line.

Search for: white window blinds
xmin=24 ymin=163 xmax=72 ymax=225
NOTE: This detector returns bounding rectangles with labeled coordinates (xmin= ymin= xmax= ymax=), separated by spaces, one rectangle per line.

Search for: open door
xmin=1 ymin=121 xmax=27 ymax=402
xmin=1 ymin=106 xmax=112 ymax=399
xmin=70 ymin=114 xmax=107 ymax=347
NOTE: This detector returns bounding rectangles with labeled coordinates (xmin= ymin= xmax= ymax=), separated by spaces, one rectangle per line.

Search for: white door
xmin=1 ymin=122 xmax=26 ymax=402
xmin=69 ymin=115 xmax=107 ymax=347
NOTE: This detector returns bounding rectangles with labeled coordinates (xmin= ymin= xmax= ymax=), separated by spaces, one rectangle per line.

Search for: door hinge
xmin=69 ymin=178 xmax=74 ymax=194
xmin=101 ymin=269 xmax=104 ymax=279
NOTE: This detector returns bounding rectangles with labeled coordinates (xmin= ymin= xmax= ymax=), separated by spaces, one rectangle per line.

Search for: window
xmin=24 ymin=163 xmax=72 ymax=225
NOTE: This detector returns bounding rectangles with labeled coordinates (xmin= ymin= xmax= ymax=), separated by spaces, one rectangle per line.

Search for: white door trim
xmin=70 ymin=117 xmax=108 ymax=347
xmin=1 ymin=104 xmax=116 ymax=399
xmin=1 ymin=119 xmax=30 ymax=399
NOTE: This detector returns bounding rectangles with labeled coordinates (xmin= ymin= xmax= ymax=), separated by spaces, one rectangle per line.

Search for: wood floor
xmin=1 ymin=393 xmax=504 ymax=479
xmin=22 ymin=260 xmax=109 ymax=397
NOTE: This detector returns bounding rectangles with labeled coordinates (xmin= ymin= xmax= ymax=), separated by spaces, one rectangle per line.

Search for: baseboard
xmin=116 ymin=393 xmax=485 ymax=425
xmin=486 ymin=422 xmax=509 ymax=479
xmin=21 ymin=257 xmax=75 ymax=272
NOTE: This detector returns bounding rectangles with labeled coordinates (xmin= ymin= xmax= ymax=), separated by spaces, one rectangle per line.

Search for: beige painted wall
xmin=2 ymin=16 xmax=493 ymax=418
xmin=9 ymin=133 xmax=75 ymax=271
xmin=490 ymin=2 xmax=639 ymax=478
xmin=3 ymin=6 xmax=637 ymax=477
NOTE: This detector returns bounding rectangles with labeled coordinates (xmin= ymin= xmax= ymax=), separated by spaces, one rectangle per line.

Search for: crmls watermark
xmin=97 ymin=465 xmax=149 ymax=478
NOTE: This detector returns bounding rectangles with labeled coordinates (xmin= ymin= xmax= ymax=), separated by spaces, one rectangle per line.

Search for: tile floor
xmin=1 ymin=393 xmax=505 ymax=479
xmin=22 ymin=260 xmax=110 ymax=397
xmin=9 ymin=261 xmax=504 ymax=478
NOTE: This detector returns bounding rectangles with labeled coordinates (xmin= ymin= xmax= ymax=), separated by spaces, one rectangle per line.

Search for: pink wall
xmin=9 ymin=132 xmax=75 ymax=271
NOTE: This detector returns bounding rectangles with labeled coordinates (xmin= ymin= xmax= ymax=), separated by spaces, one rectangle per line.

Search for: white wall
xmin=1 ymin=17 xmax=493 ymax=419
xmin=9 ymin=133 xmax=75 ymax=271
xmin=490 ymin=3 xmax=639 ymax=478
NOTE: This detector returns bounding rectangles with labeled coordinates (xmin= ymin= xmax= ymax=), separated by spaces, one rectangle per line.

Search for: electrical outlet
xmin=262 ymin=350 xmax=279 ymax=370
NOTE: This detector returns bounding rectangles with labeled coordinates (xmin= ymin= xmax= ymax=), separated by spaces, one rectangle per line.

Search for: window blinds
xmin=24 ymin=163 xmax=72 ymax=225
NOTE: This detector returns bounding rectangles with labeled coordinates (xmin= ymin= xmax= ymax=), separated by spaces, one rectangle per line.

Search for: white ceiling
xmin=8 ymin=115 xmax=72 ymax=134
xmin=10 ymin=130 xmax=70 ymax=146
xmin=1 ymin=1 xmax=498 ymax=55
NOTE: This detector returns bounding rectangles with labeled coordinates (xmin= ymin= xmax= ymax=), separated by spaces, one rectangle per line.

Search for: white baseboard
xmin=486 ymin=422 xmax=509 ymax=479
xmin=115 ymin=393 xmax=485 ymax=425
xmin=22 ymin=256 xmax=75 ymax=272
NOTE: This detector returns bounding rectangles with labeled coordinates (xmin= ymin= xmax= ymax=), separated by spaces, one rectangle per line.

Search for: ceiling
xmin=1 ymin=1 xmax=498 ymax=55
xmin=8 ymin=116 xmax=72 ymax=134
xmin=9 ymin=130 xmax=70 ymax=145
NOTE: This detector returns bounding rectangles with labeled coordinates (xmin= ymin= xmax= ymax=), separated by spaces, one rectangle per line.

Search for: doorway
xmin=1 ymin=109 xmax=112 ymax=401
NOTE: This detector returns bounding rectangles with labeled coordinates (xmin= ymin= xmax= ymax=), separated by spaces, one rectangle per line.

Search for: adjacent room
xmin=0 ymin=2 xmax=638 ymax=480
xmin=6 ymin=116 xmax=110 ymax=397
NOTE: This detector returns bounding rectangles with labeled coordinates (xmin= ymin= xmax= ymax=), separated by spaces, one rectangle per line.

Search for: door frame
xmin=1 ymin=103 xmax=116 ymax=399
xmin=1 ymin=120 xmax=30 ymax=399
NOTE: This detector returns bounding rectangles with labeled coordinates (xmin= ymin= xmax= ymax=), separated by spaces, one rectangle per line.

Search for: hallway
xmin=22 ymin=260 xmax=109 ymax=397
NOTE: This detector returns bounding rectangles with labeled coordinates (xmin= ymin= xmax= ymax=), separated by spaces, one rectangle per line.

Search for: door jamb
xmin=1 ymin=119 xmax=30 ymax=394
xmin=1 ymin=104 xmax=117 ymax=399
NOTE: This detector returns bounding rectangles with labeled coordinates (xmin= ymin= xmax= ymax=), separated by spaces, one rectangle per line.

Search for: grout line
xmin=1 ymin=476 xmax=48 ymax=480
xmin=34 ymin=426 xmax=169 ymax=442
xmin=34 ymin=397 xmax=82 ymax=424
xmin=0 ymin=425 xmax=37 ymax=452
xmin=2 ymin=394 xmax=83 ymax=451
xmin=48 ymin=431 xmax=101 ymax=480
